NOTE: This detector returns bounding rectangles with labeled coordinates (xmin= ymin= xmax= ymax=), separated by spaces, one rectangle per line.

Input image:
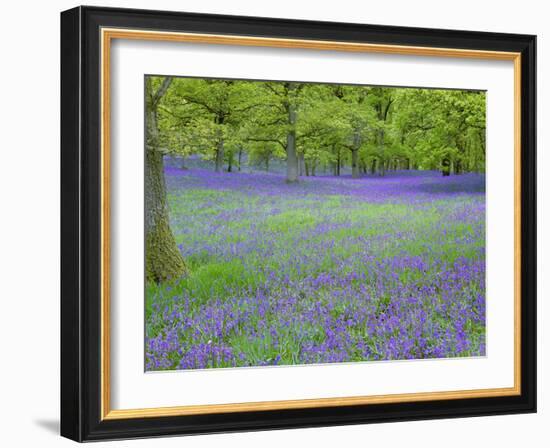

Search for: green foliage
xmin=150 ymin=76 xmax=486 ymax=176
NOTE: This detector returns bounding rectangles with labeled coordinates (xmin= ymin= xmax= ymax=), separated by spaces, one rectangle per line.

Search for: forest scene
xmin=144 ymin=75 xmax=486 ymax=371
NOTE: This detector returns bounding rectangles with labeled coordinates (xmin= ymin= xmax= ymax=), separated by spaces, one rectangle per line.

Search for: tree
xmin=162 ymin=79 xmax=262 ymax=172
xmin=299 ymin=85 xmax=376 ymax=178
xmin=151 ymin=76 xmax=486 ymax=182
xmin=392 ymin=89 xmax=485 ymax=175
xmin=367 ymin=87 xmax=395 ymax=176
xmin=245 ymin=82 xmax=304 ymax=182
xmin=145 ymin=77 xmax=186 ymax=283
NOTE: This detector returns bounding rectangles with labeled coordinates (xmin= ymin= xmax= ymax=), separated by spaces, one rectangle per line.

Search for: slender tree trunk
xmin=305 ymin=161 xmax=310 ymax=177
xmin=351 ymin=132 xmax=361 ymax=178
xmin=351 ymin=149 xmax=360 ymax=178
xmin=265 ymin=157 xmax=269 ymax=172
xmin=215 ymin=139 xmax=224 ymax=173
xmin=442 ymin=157 xmax=451 ymax=176
xmin=299 ymin=152 xmax=306 ymax=176
xmin=145 ymin=77 xmax=186 ymax=283
xmin=331 ymin=144 xmax=338 ymax=176
xmin=379 ymin=160 xmax=386 ymax=177
xmin=285 ymin=83 xmax=299 ymax=183
xmin=237 ymin=147 xmax=243 ymax=171
xmin=454 ymin=160 xmax=462 ymax=175
xmin=370 ymin=158 xmax=377 ymax=175
xmin=377 ymin=128 xmax=385 ymax=176
xmin=227 ymin=151 xmax=233 ymax=172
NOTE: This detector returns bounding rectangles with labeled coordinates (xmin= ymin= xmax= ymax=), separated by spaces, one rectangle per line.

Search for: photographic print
xmin=144 ymin=76 xmax=487 ymax=371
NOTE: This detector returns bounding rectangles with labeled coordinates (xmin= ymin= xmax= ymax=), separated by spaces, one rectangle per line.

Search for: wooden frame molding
xmin=61 ymin=7 xmax=536 ymax=441
xmin=99 ymin=27 xmax=522 ymax=421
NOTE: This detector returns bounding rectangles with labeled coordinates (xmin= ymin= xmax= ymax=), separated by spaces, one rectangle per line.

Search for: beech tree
xmin=145 ymin=76 xmax=186 ymax=283
xmin=152 ymin=77 xmax=486 ymax=181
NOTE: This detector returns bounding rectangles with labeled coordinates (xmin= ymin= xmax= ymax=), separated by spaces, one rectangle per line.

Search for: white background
xmin=0 ymin=0 xmax=547 ymax=447
xmin=111 ymin=40 xmax=515 ymax=409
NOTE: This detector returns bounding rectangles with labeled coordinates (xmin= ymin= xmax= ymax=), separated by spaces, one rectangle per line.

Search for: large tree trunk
xmin=145 ymin=77 xmax=186 ymax=283
xmin=286 ymin=132 xmax=298 ymax=183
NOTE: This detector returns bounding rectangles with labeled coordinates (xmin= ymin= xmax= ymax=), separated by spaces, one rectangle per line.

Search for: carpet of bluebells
xmin=145 ymin=167 xmax=486 ymax=371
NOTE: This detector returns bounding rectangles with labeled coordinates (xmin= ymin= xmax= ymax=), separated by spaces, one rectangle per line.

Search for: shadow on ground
xmin=33 ymin=419 xmax=59 ymax=435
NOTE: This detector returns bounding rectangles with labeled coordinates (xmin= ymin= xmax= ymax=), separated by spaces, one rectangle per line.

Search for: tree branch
xmin=152 ymin=77 xmax=173 ymax=107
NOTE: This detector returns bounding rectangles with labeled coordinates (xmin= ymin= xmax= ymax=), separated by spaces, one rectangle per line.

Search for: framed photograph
xmin=60 ymin=6 xmax=536 ymax=442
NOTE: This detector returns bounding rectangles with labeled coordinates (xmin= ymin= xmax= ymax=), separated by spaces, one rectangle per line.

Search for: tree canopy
xmin=152 ymin=76 xmax=486 ymax=181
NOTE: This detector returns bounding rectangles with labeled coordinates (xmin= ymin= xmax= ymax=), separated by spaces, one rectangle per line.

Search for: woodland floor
xmin=146 ymin=168 xmax=486 ymax=371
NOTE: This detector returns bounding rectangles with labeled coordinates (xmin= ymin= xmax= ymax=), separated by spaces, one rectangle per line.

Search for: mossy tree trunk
xmin=145 ymin=77 xmax=186 ymax=283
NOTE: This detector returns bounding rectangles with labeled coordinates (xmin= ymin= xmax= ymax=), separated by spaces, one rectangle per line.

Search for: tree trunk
xmin=286 ymin=133 xmax=298 ymax=182
xmin=441 ymin=157 xmax=451 ymax=176
xmin=285 ymin=83 xmax=299 ymax=183
xmin=237 ymin=147 xmax=243 ymax=171
xmin=265 ymin=157 xmax=269 ymax=172
xmin=377 ymin=128 xmax=385 ymax=176
xmin=454 ymin=159 xmax=462 ymax=175
xmin=227 ymin=151 xmax=233 ymax=172
xmin=215 ymin=139 xmax=224 ymax=173
xmin=351 ymin=132 xmax=361 ymax=178
xmin=379 ymin=160 xmax=386 ymax=177
xmin=305 ymin=161 xmax=310 ymax=177
xmin=299 ymin=152 xmax=306 ymax=176
xmin=351 ymin=149 xmax=360 ymax=178
xmin=145 ymin=77 xmax=186 ymax=283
